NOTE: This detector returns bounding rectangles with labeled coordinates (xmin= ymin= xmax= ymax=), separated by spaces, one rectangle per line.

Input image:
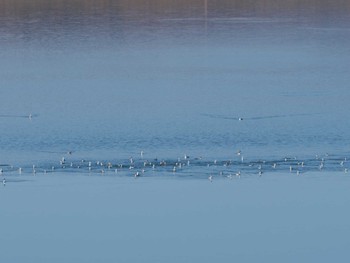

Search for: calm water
xmin=1 ymin=2 xmax=350 ymax=262
xmin=1 ymin=1 xmax=350 ymax=169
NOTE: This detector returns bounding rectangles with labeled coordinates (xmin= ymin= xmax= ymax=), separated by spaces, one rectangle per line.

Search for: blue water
xmin=1 ymin=1 xmax=350 ymax=262
xmin=1 ymin=5 xmax=350 ymax=173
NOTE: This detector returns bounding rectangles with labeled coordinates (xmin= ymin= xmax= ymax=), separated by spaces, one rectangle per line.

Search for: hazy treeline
xmin=1 ymin=0 xmax=349 ymax=18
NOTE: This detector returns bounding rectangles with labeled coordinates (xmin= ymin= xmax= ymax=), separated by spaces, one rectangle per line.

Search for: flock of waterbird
xmin=1 ymin=113 xmax=349 ymax=185
xmin=1 ymin=149 xmax=349 ymax=186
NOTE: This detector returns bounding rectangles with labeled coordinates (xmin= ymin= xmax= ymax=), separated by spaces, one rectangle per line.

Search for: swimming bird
xmin=236 ymin=171 xmax=241 ymax=178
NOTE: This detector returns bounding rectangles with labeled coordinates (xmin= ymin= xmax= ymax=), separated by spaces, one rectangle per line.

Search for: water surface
xmin=1 ymin=1 xmax=350 ymax=261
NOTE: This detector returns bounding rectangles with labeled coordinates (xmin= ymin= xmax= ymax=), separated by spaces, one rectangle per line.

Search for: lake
xmin=1 ymin=1 xmax=350 ymax=262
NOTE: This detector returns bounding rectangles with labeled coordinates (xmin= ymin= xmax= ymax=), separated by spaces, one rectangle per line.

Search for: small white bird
xmin=208 ymin=175 xmax=213 ymax=182
xmin=2 ymin=178 xmax=6 ymax=186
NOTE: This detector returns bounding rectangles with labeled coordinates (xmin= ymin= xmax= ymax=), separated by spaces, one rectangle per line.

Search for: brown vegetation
xmin=0 ymin=0 xmax=349 ymax=18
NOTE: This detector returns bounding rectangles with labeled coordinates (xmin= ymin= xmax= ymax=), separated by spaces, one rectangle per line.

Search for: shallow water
xmin=1 ymin=1 xmax=350 ymax=262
